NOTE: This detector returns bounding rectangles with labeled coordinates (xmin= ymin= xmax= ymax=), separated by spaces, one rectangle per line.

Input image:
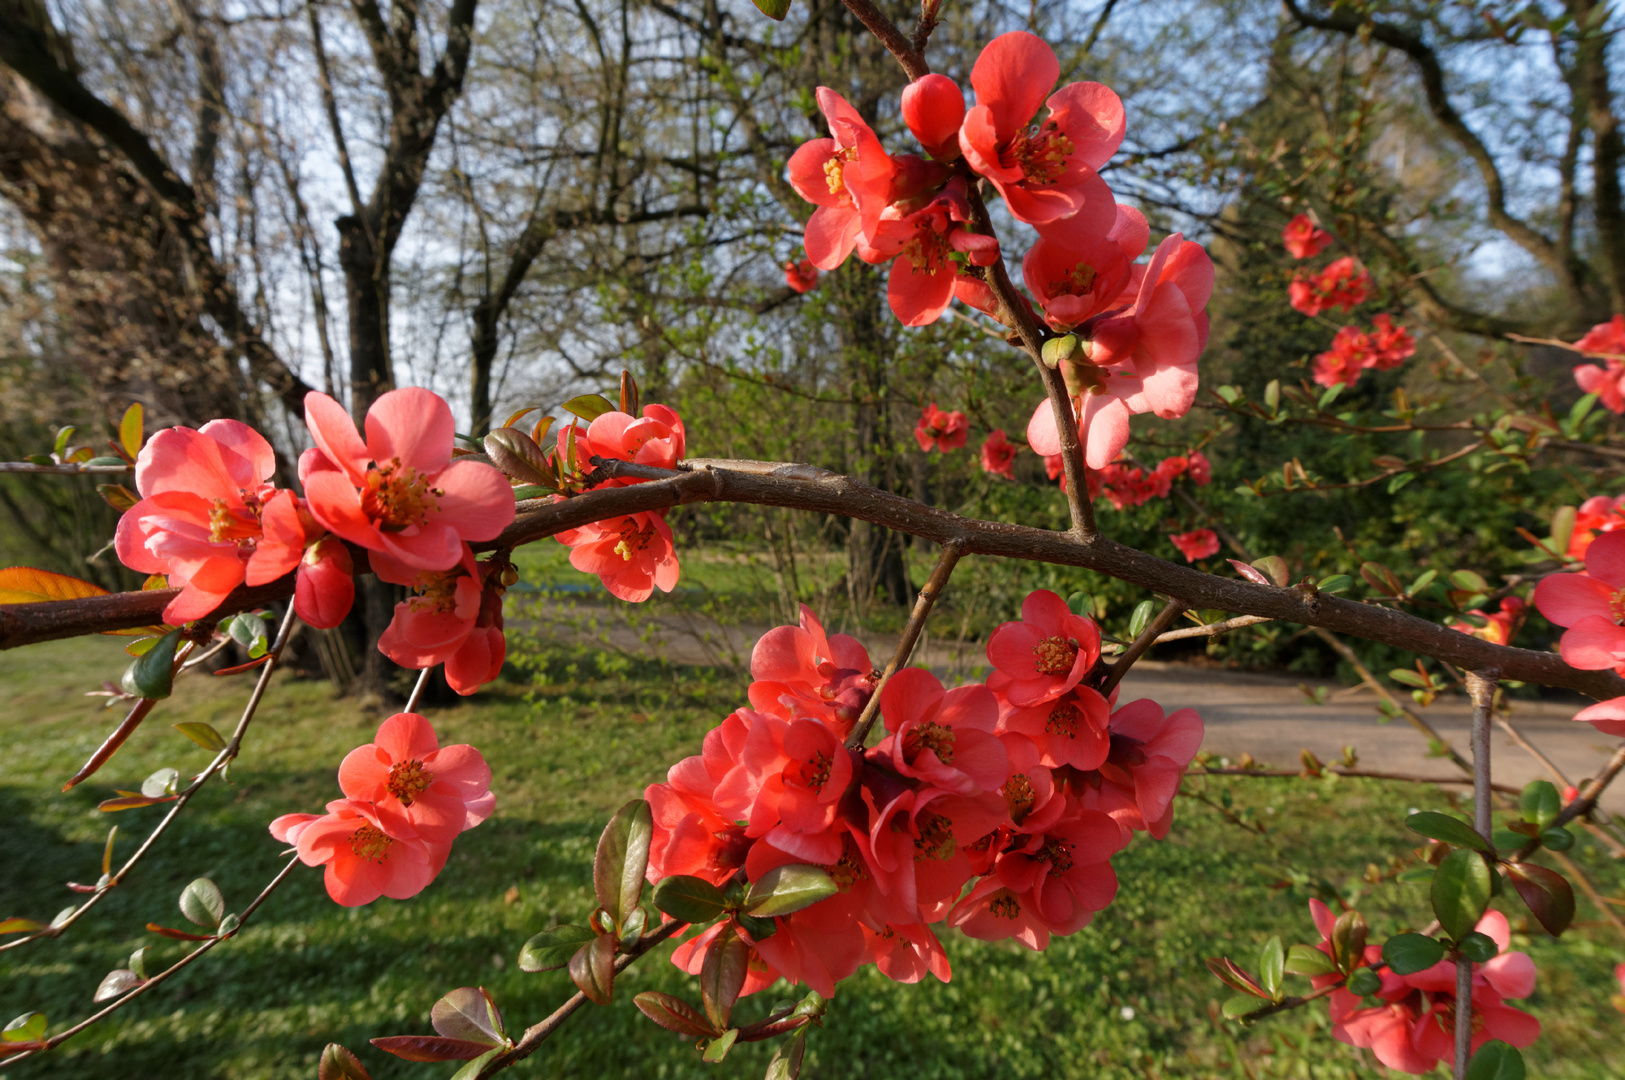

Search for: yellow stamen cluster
xmin=1032 ymin=635 xmax=1080 ymax=676
xmin=208 ymin=499 xmax=261 ymax=543
xmin=614 ymin=519 xmax=655 ymax=562
xmin=363 ymin=459 xmax=439 ymax=530
xmin=913 ymin=812 xmax=956 ymax=862
xmin=387 ymin=759 xmax=434 ymax=806
xmin=348 ymin=824 xmax=395 ymax=863
xmin=905 ymin=721 xmax=957 ymax=764
xmin=1002 ymin=773 xmax=1036 ymax=823
xmin=1045 ymin=702 xmax=1081 ymax=738
xmin=1010 ymin=122 xmax=1074 ymax=186
xmin=1053 ymin=262 xmax=1098 ymax=297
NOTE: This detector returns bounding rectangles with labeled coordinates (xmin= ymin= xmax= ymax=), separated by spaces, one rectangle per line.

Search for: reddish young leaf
xmin=1504 ymin=862 xmax=1577 ymax=937
xmin=1204 ymin=956 xmax=1267 ymax=997
xmin=0 ymin=918 xmax=46 ymax=935
xmin=368 ymin=1036 xmax=496 ymax=1062
xmin=593 ymin=799 xmax=653 ymax=927
xmin=212 ymin=655 xmax=273 ymax=677
xmin=634 ymin=991 xmax=719 ymax=1038
xmin=700 ymin=924 xmax=751 ymax=1029
xmin=92 ymin=968 xmax=145 ymax=1002
xmin=430 ymin=987 xmax=503 ymax=1045
xmin=97 ymin=794 xmax=177 ymax=813
xmin=145 ymin=923 xmax=214 ymax=942
xmin=1227 ymin=560 xmax=1272 ymax=586
xmin=568 ymin=934 xmax=616 ymax=1006
xmin=318 ymin=1043 xmax=372 ymax=1080
xmin=0 ymin=566 xmax=108 ymax=604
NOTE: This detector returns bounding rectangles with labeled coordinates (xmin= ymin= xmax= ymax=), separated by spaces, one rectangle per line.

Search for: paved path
xmin=521 ymin=600 xmax=1625 ymax=813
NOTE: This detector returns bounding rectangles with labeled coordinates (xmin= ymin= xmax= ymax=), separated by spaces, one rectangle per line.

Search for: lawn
xmin=2 ymin=628 xmax=1622 ymax=1080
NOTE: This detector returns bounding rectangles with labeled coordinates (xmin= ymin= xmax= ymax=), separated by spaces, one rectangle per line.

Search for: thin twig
xmin=1191 ymin=767 xmax=1518 ymax=792
xmin=404 ymin=666 xmax=433 ymax=713
xmin=846 ymin=540 xmax=965 ymax=749
xmin=1098 ymin=598 xmax=1185 ymax=697
xmin=1454 ymin=669 xmax=1497 ymax=1080
xmin=2 ymin=854 xmax=300 ymax=1061
xmin=0 ymin=604 xmax=299 ymax=954
xmin=476 ymin=919 xmax=685 ymax=1077
xmin=1495 ymin=714 xmax=1625 ymax=852
xmin=0 ymin=462 xmax=133 ymax=474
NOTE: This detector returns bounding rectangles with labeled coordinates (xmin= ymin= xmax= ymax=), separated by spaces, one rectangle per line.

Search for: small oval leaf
xmin=1381 ymin=932 xmax=1446 ymax=975
xmin=518 ymin=925 xmax=597 ymax=973
xmin=1406 ymin=811 xmax=1490 ymax=852
xmin=1432 ymin=848 xmax=1492 ymax=941
xmin=318 ymin=1043 xmax=373 ymax=1080
xmin=744 ymin=865 xmax=838 ymax=918
xmin=179 ymin=877 xmax=225 ymax=928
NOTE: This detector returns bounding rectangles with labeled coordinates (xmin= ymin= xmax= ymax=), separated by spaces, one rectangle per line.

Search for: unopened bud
xmin=1041 ymin=334 xmax=1079 ymax=369
xmin=1060 ymin=357 xmax=1089 ymax=398
xmin=500 ymin=566 xmax=519 ymax=587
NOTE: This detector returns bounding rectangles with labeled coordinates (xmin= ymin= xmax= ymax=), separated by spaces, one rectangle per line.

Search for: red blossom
xmin=375 ymin=544 xmax=508 ymax=696
xmin=1573 ymin=315 xmax=1625 ymax=412
xmin=785 ymin=258 xmax=819 ymax=293
xmin=1281 ymin=213 xmax=1332 ymax=259
xmin=1187 ymin=450 xmax=1212 ymax=485
xmin=555 ymin=511 xmax=679 ymax=603
xmin=337 ymin=712 xmax=494 ymax=846
xmin=1169 ymin=528 xmax=1219 ymax=562
xmin=985 ymin=588 xmax=1101 ymax=708
xmin=958 ymin=32 xmax=1123 ymax=227
xmin=914 ymin=403 xmax=969 ymax=452
xmin=980 ymin=429 xmax=1018 ymax=479
xmin=1287 ymin=256 xmax=1371 ymax=317
xmin=1071 ymin=698 xmax=1203 ymax=838
xmin=1532 ymin=529 xmax=1625 ymax=674
xmin=275 ymin=798 xmax=448 ymax=908
xmin=114 ymin=421 xmax=310 ymax=624
xmin=786 ymin=88 xmax=897 ymax=271
xmin=1569 ymin=493 xmax=1625 ymax=558
xmin=1448 ymin=596 xmax=1526 ymax=647
xmin=301 ymin=388 xmax=514 ymax=573
xmin=900 ymin=74 xmax=965 ymax=162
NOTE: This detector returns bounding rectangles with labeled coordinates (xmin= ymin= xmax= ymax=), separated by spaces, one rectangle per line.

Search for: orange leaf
xmin=120 ymin=403 xmax=144 ymax=461
xmin=0 ymin=566 xmax=108 ymax=604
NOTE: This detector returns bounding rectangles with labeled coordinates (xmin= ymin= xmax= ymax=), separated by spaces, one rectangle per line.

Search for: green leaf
xmin=568 ymin=935 xmax=616 ymax=1006
xmin=1540 ymin=825 xmax=1574 ymax=851
xmin=1330 ymin=910 xmax=1367 ymax=973
xmin=1389 ymin=669 xmax=1430 ymax=689
xmin=1550 ymin=505 xmax=1577 ymax=558
xmin=765 ymin=1027 xmax=808 ymax=1080
xmin=2 ymin=1012 xmax=46 ymax=1043
xmin=1205 ymin=956 xmax=1266 ymax=997
xmin=1396 ymin=865 xmax=1435 ymax=885
xmin=1519 ymin=780 xmax=1562 ymax=830
xmin=1066 ymin=591 xmax=1094 ymax=618
xmin=120 ymin=628 xmax=180 ymax=699
xmin=1221 ymin=995 xmax=1267 ymax=1020
xmin=561 ymin=394 xmax=616 ymax=422
xmin=651 ymin=875 xmax=728 ymax=925
xmin=700 ymin=924 xmax=750 ymax=1030
xmin=1458 ymin=930 xmax=1498 ymax=963
xmin=593 ymin=800 xmax=653 ymax=929
xmin=172 ymin=722 xmax=227 ymax=752
xmin=518 ymin=925 xmax=597 ymax=973
xmin=179 ymin=878 xmax=225 ymax=928
xmin=634 ymin=991 xmax=719 ymax=1038
xmin=1432 ymin=849 xmax=1492 ymax=941
xmin=216 ymin=913 xmax=239 ymax=936
xmin=318 ymin=1043 xmax=373 ymax=1080
xmin=1381 ymin=932 xmax=1445 ymax=975
xmin=1407 ymin=569 xmax=1438 ymax=595
xmin=701 ymin=1027 xmax=739 ymax=1062
xmin=1317 ymin=574 xmax=1352 ymax=594
xmin=1387 ymin=472 xmax=1415 ymax=494
xmin=1263 ymin=379 xmax=1280 ymax=412
xmin=52 ymin=426 xmax=75 ymax=458
xmin=1317 ymin=382 xmax=1345 ymax=409
xmin=1345 ymin=967 xmax=1383 ymax=996
xmin=1406 ymin=811 xmax=1490 ymax=852
xmin=1466 ymin=1041 xmax=1527 ymax=1080
xmin=119 ymin=403 xmax=144 ymax=461
xmin=1128 ymin=599 xmax=1154 ymax=638
xmin=141 ymin=767 xmax=180 ymax=798
xmin=1256 ymin=936 xmax=1283 ymax=1001
xmin=128 ymin=945 xmax=147 ymax=979
xmin=750 ymin=0 xmax=792 ymax=17
xmin=736 ymin=912 xmax=777 ymax=940
xmin=1283 ymin=943 xmax=1336 ymax=976
xmin=227 ymin=613 xmax=268 ymax=657
xmin=744 ymin=865 xmax=839 ymax=918
xmin=93 ymin=968 xmax=143 ymax=1002
xmin=1449 ymin=569 xmax=1489 ymax=592
xmin=1568 ymin=392 xmax=1599 ymax=431
xmin=511 ymin=484 xmax=552 ymax=500
xmin=1504 ymin=862 xmax=1576 ymax=936
xmin=448 ymin=1048 xmax=503 ymax=1080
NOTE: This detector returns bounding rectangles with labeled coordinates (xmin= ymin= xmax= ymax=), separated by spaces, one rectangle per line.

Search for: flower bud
xmin=294 ymin=537 xmax=355 ymax=629
xmin=901 ymin=74 xmax=966 ymax=161
xmin=1041 ymin=334 xmax=1080 ymax=369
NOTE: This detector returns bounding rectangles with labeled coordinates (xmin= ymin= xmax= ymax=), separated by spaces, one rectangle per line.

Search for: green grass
xmin=2 ymin=635 xmax=1622 ymax=1079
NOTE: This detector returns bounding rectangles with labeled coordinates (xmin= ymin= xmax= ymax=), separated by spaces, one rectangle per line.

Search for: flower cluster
xmin=1571 ymin=314 xmax=1625 ymax=413
xmin=785 ymin=258 xmax=820 ymax=294
xmin=914 ymin=403 xmax=968 ymax=452
xmin=645 ymin=592 xmax=1202 ymax=996
xmin=785 ymin=32 xmax=1213 ymax=474
xmin=1310 ymin=315 xmax=1417 ymax=389
xmin=1091 ymin=451 xmax=1210 ymax=510
xmin=114 ymin=419 xmax=355 ymax=628
xmin=270 ymin=713 xmax=494 ymax=906
xmin=1281 ymin=213 xmax=1331 ymax=260
xmin=552 ymin=404 xmax=687 ymax=602
xmin=1308 ymin=902 xmax=1538 ymax=1073
xmin=1287 ymin=256 xmax=1372 ymax=317
xmin=303 ymin=389 xmax=517 ymax=693
xmin=980 ymin=429 xmax=1018 ymax=478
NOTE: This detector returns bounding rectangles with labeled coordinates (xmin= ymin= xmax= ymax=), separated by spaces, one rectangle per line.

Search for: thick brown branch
xmin=4 ymin=459 xmax=1623 ymax=700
